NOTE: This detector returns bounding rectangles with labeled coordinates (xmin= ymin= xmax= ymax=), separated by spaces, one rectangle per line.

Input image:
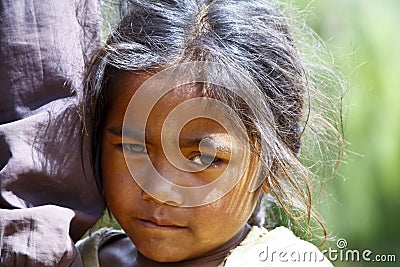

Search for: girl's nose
xmin=141 ymin=185 xmax=184 ymax=206
xmin=138 ymin=164 xmax=185 ymax=206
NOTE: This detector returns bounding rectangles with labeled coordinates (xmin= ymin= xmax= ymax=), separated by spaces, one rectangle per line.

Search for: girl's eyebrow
xmin=107 ymin=126 xmax=143 ymax=141
xmin=108 ymin=126 xmax=123 ymax=136
xmin=108 ymin=126 xmax=232 ymax=150
xmin=179 ymin=134 xmax=232 ymax=152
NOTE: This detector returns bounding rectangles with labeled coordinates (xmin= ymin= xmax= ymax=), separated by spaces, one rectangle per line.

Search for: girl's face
xmin=101 ymin=71 xmax=262 ymax=262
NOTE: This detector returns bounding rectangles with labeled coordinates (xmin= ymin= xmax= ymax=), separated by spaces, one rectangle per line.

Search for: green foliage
xmin=293 ymin=0 xmax=400 ymax=265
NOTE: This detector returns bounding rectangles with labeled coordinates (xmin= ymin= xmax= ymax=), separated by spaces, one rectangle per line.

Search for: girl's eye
xmin=122 ymin=143 xmax=147 ymax=155
xmin=190 ymin=154 xmax=221 ymax=167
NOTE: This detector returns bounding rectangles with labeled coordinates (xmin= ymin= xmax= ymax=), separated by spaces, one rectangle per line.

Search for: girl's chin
xmin=138 ymin=248 xmax=190 ymax=263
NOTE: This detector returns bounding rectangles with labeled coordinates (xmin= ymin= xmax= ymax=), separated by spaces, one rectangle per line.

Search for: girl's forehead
xmin=111 ymin=70 xmax=249 ymax=146
xmin=113 ymin=70 xmax=207 ymax=106
xmin=113 ymin=71 xmax=152 ymax=101
xmin=111 ymin=70 xmax=229 ymax=132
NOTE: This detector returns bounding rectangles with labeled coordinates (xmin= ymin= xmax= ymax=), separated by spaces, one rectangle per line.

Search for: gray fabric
xmin=0 ymin=0 xmax=105 ymax=266
xmin=0 ymin=206 xmax=83 ymax=266
xmin=76 ymin=228 xmax=126 ymax=267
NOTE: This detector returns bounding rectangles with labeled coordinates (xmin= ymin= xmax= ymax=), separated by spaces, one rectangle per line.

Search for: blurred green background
xmin=293 ymin=0 xmax=400 ymax=266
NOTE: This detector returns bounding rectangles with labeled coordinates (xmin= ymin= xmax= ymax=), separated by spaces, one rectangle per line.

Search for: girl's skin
xmin=99 ymin=71 xmax=264 ymax=266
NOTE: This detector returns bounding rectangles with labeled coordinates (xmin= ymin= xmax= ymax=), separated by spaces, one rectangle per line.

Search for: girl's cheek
xmin=104 ymin=173 xmax=142 ymax=216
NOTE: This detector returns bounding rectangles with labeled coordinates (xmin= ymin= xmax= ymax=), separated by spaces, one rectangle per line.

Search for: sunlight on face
xmin=101 ymin=71 xmax=262 ymax=262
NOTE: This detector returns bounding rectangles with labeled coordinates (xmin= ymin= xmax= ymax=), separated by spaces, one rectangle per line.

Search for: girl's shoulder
xmin=219 ymin=226 xmax=333 ymax=267
xmin=77 ymin=226 xmax=333 ymax=267
xmin=76 ymin=227 xmax=136 ymax=267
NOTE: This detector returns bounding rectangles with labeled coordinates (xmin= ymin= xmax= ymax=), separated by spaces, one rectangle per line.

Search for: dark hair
xmin=82 ymin=0 xmax=344 ymax=243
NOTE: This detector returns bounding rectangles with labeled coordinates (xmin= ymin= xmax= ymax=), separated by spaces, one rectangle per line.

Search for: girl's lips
xmin=136 ymin=218 xmax=187 ymax=230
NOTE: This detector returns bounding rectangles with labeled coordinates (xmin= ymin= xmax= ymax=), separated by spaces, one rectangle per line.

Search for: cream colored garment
xmin=219 ymin=226 xmax=333 ymax=267
xmin=77 ymin=226 xmax=333 ymax=267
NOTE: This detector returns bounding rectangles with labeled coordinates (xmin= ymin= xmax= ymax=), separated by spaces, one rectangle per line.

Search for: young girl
xmin=78 ymin=0 xmax=342 ymax=266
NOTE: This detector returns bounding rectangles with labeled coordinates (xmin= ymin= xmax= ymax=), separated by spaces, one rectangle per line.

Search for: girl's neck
xmin=136 ymin=224 xmax=251 ymax=267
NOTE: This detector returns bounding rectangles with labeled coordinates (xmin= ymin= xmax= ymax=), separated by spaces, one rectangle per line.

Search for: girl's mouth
xmin=136 ymin=218 xmax=187 ymax=230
